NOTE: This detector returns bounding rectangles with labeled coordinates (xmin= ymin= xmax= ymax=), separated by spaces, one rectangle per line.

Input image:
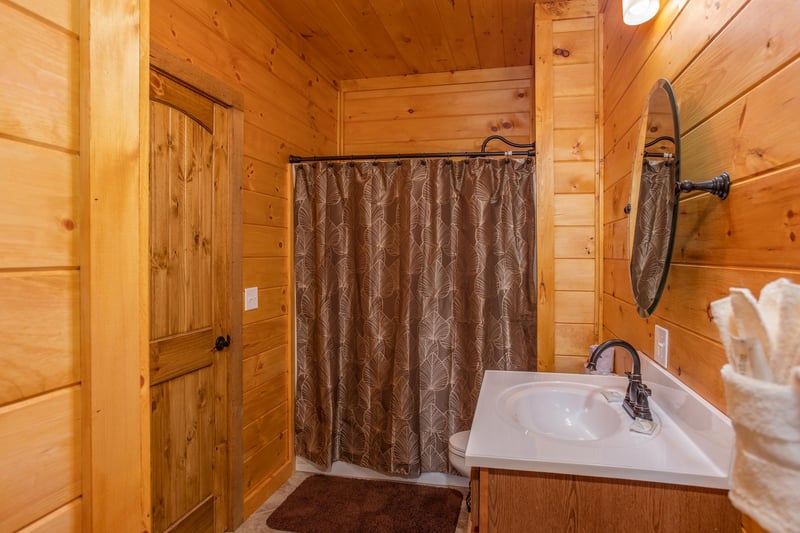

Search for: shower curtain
xmin=630 ymin=159 xmax=677 ymax=317
xmin=294 ymin=158 xmax=536 ymax=476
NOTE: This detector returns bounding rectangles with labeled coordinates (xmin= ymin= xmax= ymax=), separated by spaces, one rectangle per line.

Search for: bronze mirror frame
xmin=627 ymin=79 xmax=681 ymax=318
xmin=627 ymin=78 xmax=732 ymax=318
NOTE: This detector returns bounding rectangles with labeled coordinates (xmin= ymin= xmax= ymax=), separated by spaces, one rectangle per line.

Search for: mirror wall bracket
xmin=677 ymin=172 xmax=731 ymax=200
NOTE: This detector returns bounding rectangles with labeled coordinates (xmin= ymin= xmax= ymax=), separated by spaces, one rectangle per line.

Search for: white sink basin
xmin=497 ymin=381 xmax=622 ymax=441
xmin=466 ymin=358 xmax=735 ymax=489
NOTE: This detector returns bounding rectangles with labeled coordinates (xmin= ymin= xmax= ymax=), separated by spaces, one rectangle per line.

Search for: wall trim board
xmin=595 ymin=12 xmax=604 ymax=346
xmin=79 ymin=0 xmax=150 ymax=530
xmin=150 ymin=42 xmax=244 ymax=110
xmin=534 ymin=4 xmax=555 ymax=371
xmin=243 ymin=459 xmax=293 ymax=518
xmin=340 ymin=65 xmax=533 ymax=92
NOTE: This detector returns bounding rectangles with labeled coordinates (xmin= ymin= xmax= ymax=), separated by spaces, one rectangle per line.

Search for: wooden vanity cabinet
xmin=471 ymin=467 xmax=740 ymax=532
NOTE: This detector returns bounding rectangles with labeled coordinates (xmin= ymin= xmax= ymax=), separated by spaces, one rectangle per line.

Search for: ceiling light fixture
xmin=622 ymin=0 xmax=660 ymax=25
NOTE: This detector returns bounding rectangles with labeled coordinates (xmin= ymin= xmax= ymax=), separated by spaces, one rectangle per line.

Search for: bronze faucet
xmin=587 ymin=339 xmax=653 ymax=421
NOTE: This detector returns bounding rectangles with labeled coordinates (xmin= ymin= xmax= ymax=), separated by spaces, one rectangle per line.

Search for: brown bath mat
xmin=266 ymin=474 xmax=463 ymax=533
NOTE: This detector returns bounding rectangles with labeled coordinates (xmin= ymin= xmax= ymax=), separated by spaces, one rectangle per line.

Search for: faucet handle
xmin=635 ymin=384 xmax=653 ymax=421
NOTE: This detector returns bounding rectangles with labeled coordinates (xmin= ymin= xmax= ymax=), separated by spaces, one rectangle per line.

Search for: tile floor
xmin=235 ymin=471 xmax=470 ymax=533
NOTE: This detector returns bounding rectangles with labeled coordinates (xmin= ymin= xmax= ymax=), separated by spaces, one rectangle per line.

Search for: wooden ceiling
xmin=265 ymin=0 xmax=535 ymax=80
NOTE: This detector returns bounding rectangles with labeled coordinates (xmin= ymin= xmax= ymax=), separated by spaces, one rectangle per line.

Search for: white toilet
xmin=448 ymin=430 xmax=471 ymax=478
xmin=449 ymin=430 xmax=472 ymax=511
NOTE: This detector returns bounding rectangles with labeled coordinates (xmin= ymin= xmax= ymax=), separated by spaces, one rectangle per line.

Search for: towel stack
xmin=711 ymin=278 xmax=800 ymax=533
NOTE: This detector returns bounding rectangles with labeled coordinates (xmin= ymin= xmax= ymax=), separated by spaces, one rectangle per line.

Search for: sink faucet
xmin=587 ymin=339 xmax=653 ymax=421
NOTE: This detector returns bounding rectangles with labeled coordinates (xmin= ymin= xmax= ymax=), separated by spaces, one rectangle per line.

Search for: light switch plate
xmin=244 ymin=287 xmax=258 ymax=311
xmin=654 ymin=325 xmax=669 ymax=368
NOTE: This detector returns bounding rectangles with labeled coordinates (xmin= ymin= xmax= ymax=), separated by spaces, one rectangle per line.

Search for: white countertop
xmin=465 ymin=356 xmax=734 ymax=489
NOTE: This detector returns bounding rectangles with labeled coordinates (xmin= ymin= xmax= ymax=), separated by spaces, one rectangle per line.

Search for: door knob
xmin=214 ymin=335 xmax=231 ymax=351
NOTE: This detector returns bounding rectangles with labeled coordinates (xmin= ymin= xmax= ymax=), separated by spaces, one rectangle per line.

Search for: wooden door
xmin=149 ymin=68 xmax=233 ymax=533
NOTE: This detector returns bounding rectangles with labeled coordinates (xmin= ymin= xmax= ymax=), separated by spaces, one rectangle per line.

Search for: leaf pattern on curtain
xmin=294 ymin=158 xmax=537 ymax=476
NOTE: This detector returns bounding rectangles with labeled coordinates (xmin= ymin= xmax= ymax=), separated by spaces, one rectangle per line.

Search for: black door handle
xmin=214 ymin=335 xmax=231 ymax=351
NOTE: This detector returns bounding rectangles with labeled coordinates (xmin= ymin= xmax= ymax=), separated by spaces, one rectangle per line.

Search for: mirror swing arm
xmin=623 ymin=173 xmax=731 ymax=216
xmin=641 ymin=135 xmax=732 ymax=201
xmin=677 ymin=171 xmax=731 ymax=200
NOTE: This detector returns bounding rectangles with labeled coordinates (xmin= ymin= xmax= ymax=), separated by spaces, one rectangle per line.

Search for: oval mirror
xmin=628 ymin=78 xmax=681 ymax=318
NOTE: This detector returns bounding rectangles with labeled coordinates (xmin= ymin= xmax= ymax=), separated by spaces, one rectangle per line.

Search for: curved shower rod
xmin=480 ymin=134 xmax=535 ymax=152
xmin=288 ymin=135 xmax=536 ymax=163
xmin=643 ymin=136 xmax=676 ymax=159
xmin=644 ymin=135 xmax=675 ymax=147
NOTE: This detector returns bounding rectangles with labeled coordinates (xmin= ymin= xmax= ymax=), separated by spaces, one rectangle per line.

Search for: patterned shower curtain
xmin=293 ymin=157 xmax=537 ymax=476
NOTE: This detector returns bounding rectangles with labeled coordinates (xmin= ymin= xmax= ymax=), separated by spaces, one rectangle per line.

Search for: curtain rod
xmin=289 ymin=135 xmax=535 ymax=163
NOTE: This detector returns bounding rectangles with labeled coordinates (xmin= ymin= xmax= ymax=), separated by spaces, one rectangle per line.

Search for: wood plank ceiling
xmin=263 ymin=0 xmax=535 ymax=80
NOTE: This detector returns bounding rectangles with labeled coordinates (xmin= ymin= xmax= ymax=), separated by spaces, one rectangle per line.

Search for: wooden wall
xmin=534 ymin=0 xmax=600 ymax=374
xmin=602 ymin=0 xmax=800 ymax=411
xmin=2 ymin=0 xmax=149 ymax=529
xmin=341 ymin=66 xmax=533 ymax=154
xmin=0 ymin=1 xmax=82 ymax=530
xmin=151 ymin=0 xmax=338 ymax=518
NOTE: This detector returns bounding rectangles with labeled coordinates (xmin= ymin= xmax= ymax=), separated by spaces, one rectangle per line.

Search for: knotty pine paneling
xmin=242 ymin=345 xmax=287 ymax=394
xmin=267 ymin=0 xmax=534 ymax=79
xmin=0 ymin=6 xmax=79 ymax=151
xmin=341 ymin=66 xmax=533 ymax=155
xmin=554 ymin=226 xmax=595 ymax=258
xmin=152 ymin=0 xmax=338 ymax=516
xmin=243 ymin=431 xmax=288 ymax=496
xmin=536 ymin=3 xmax=600 ymax=373
xmin=243 ymin=403 xmax=288 ymax=460
xmin=6 ymin=0 xmax=78 ymax=34
xmin=1 ymin=139 xmax=78 ymax=269
xmin=0 ymin=272 xmax=80 ymax=406
xmin=603 ymin=0 xmax=747 ymax=150
xmin=0 ymin=1 xmax=82 ymax=529
xmin=601 ymin=0 xmax=800 ymax=410
xmin=0 ymin=387 xmax=81 ymax=532
xmin=17 ymin=499 xmax=81 ymax=533
xmin=554 ymin=161 xmax=596 ymax=193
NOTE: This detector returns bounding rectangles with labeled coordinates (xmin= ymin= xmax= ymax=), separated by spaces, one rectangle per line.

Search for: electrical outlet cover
xmin=244 ymin=287 xmax=258 ymax=311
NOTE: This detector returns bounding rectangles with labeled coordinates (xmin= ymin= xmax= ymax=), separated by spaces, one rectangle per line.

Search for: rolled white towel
xmin=758 ymin=278 xmax=800 ymax=383
xmin=721 ymin=364 xmax=800 ymax=533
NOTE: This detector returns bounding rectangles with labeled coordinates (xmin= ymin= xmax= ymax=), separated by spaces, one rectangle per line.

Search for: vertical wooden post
xmin=534 ymin=4 xmax=556 ymax=372
xmin=535 ymin=0 xmax=599 ymax=372
xmin=595 ymin=13 xmax=605 ymax=345
xmin=228 ymin=106 xmax=245 ymax=529
xmin=479 ymin=467 xmax=489 ymax=532
xmin=80 ymin=0 xmax=151 ymax=530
